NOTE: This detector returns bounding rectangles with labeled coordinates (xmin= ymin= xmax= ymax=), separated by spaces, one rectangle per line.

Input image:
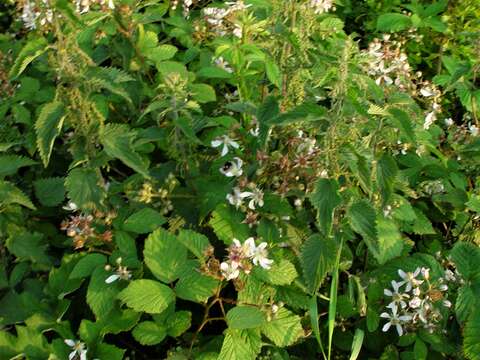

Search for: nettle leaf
xmin=118 ymin=279 xmax=175 ymax=314
xmin=0 ymin=155 xmax=36 ymax=178
xmin=123 ymin=208 xmax=166 ymax=234
xmin=132 ymin=321 xmax=167 ymax=345
xmin=177 ymin=229 xmax=211 ymax=261
xmin=209 ymin=204 xmax=250 ymax=245
xmin=0 ymin=180 xmax=36 ymax=210
xmin=226 ymin=306 xmax=266 ymax=329
xmin=347 ymin=200 xmax=377 ymax=241
xmin=376 ymin=13 xmax=412 ymax=32
xmin=5 ymin=232 xmax=50 ymax=266
xmin=309 ymin=178 xmax=341 ymax=235
xmin=265 ymin=57 xmax=281 ymax=88
xmin=218 ymin=329 xmax=262 ymax=360
xmin=70 ymin=253 xmax=107 ymax=279
xmin=300 ymin=235 xmax=337 ymax=293
xmin=450 ymin=242 xmax=480 ymax=280
xmin=35 ymin=101 xmax=66 ymax=167
xmin=388 ymin=108 xmax=415 ymax=143
xmin=9 ymin=37 xmax=48 ymax=79
xmin=261 ymin=308 xmax=303 ymax=347
xmin=65 ymin=168 xmax=106 ymax=209
xmin=253 ymin=259 xmax=297 ymax=286
xmin=100 ymin=124 xmax=149 ymax=177
xmin=464 ymin=309 xmax=480 ymax=360
xmin=376 ymin=154 xmax=398 ymax=206
xmin=87 ymin=267 xmax=121 ymax=319
xmin=34 ymin=177 xmax=65 ymax=207
xmin=144 ymin=228 xmax=187 ymax=283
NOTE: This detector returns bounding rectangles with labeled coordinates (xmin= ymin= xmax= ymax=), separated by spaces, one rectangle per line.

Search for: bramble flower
xmin=380 ymin=304 xmax=412 ymax=336
xmin=64 ymin=339 xmax=87 ymax=360
xmin=105 ymin=258 xmax=132 ymax=284
xmin=220 ymin=157 xmax=243 ymax=177
xmin=309 ymin=0 xmax=335 ymax=14
xmin=384 ymin=280 xmax=409 ymax=309
xmin=226 ymin=187 xmax=251 ymax=208
xmin=220 ymin=261 xmax=240 ymax=280
xmin=249 ymin=241 xmax=273 ymax=269
xmin=398 ymin=268 xmax=423 ymax=292
xmin=214 ymin=57 xmax=233 ymax=73
xmin=444 ymin=118 xmax=454 ymax=127
xmin=63 ymin=201 xmax=79 ymax=212
xmin=469 ymin=123 xmax=479 ymax=136
xmin=243 ymin=186 xmax=264 ymax=210
xmin=211 ymin=135 xmax=239 ymax=156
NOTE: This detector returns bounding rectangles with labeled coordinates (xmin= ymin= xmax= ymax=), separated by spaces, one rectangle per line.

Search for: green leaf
xmin=132 ymin=321 xmax=167 ymax=345
xmin=95 ymin=343 xmax=125 ymax=360
xmin=375 ymin=216 xmax=403 ymax=264
xmin=5 ymin=232 xmax=49 ymax=266
xmin=175 ymin=261 xmax=219 ymax=303
xmin=450 ymin=242 xmax=480 ymax=280
xmin=87 ymin=267 xmax=120 ymax=319
xmin=100 ymin=124 xmax=149 ymax=177
xmin=9 ymin=37 xmax=48 ymax=79
xmin=376 ymin=13 xmax=412 ymax=32
xmin=253 ymin=259 xmax=297 ymax=286
xmin=300 ymin=234 xmax=337 ymax=293
xmin=0 ymin=180 xmax=36 ymax=210
xmin=34 ymin=177 xmax=65 ymax=207
xmin=123 ymin=208 xmax=166 ymax=234
xmin=388 ymin=108 xmax=415 ymax=143
xmin=309 ymin=179 xmax=341 ymax=235
xmin=218 ymin=329 xmax=262 ymax=360
xmin=464 ymin=309 xmax=480 ymax=360
xmin=209 ymin=204 xmax=250 ymax=245
xmin=0 ymin=155 xmax=36 ymax=178
xmin=261 ymin=308 xmax=303 ymax=347
xmin=35 ymin=101 xmax=66 ymax=167
xmin=144 ymin=229 xmax=187 ymax=283
xmin=65 ymin=168 xmax=105 ymax=209
xmin=226 ymin=306 xmax=266 ymax=329
xmin=328 ymin=238 xmax=342 ymax=360
xmin=265 ymin=58 xmax=281 ymax=88
xmin=376 ymin=154 xmax=398 ymax=206
xmin=70 ymin=253 xmax=107 ymax=279
xmin=166 ymin=311 xmax=192 ymax=337
xmin=118 ymin=279 xmax=175 ymax=314
xmin=414 ymin=338 xmax=428 ymax=360
xmin=148 ymin=44 xmax=178 ymax=63
xmin=349 ymin=329 xmax=364 ymax=360
xmin=190 ymin=84 xmax=216 ymax=103
xmin=177 ymin=229 xmax=211 ymax=261
xmin=348 ymin=200 xmax=377 ymax=241
xmin=197 ymin=66 xmax=233 ymax=79
xmin=455 ymin=286 xmax=477 ymax=324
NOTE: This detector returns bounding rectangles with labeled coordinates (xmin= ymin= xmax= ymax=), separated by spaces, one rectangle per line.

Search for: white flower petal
xmin=221 ymin=144 xmax=229 ymax=157
xmin=211 ymin=139 xmax=222 ymax=147
xmin=382 ymin=322 xmax=391 ymax=332
xmin=384 ymin=289 xmax=393 ymax=296
xmin=69 ymin=351 xmax=77 ymax=360
xmin=65 ymin=339 xmax=76 ymax=347
xmin=105 ymin=274 xmax=120 ymax=284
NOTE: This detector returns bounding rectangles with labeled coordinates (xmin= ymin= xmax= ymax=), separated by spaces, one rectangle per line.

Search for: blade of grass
xmin=327 ymin=237 xmax=343 ymax=360
xmin=309 ymin=295 xmax=327 ymax=360
xmin=349 ymin=329 xmax=364 ymax=360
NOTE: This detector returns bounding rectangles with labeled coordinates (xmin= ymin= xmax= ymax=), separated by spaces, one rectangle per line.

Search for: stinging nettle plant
xmin=0 ymin=0 xmax=480 ymax=359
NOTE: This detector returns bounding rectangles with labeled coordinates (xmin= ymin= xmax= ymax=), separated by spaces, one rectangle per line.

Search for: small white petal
xmin=65 ymin=339 xmax=76 ymax=347
xmin=105 ymin=274 xmax=120 ymax=284
xmin=69 ymin=351 xmax=77 ymax=360
xmin=380 ymin=312 xmax=390 ymax=319
xmin=384 ymin=289 xmax=393 ymax=296
xmin=211 ymin=139 xmax=222 ymax=147
xmin=221 ymin=144 xmax=229 ymax=157
xmin=382 ymin=322 xmax=391 ymax=332
xmin=396 ymin=324 xmax=403 ymax=336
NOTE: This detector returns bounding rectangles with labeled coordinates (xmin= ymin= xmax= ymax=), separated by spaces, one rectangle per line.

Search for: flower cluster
xmin=308 ymin=0 xmax=335 ymax=14
xmin=202 ymin=1 xmax=251 ymax=38
xmin=226 ymin=184 xmax=264 ymax=210
xmin=134 ymin=174 xmax=178 ymax=214
xmin=74 ymin=0 xmax=115 ymax=14
xmin=220 ymin=237 xmax=273 ymax=280
xmin=381 ymin=267 xmax=451 ymax=336
xmin=419 ymin=81 xmax=443 ymax=130
xmin=19 ymin=0 xmax=54 ymax=30
xmin=105 ymin=257 xmax=132 ymax=284
xmin=64 ymin=339 xmax=87 ymax=360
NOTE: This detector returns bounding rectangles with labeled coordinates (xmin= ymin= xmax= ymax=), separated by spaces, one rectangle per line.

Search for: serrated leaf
xmin=253 ymin=259 xmax=297 ymax=286
xmin=148 ymin=44 xmax=178 ymax=63
xmin=144 ymin=229 xmax=187 ymax=283
xmin=65 ymin=168 xmax=105 ymax=209
xmin=376 ymin=13 xmax=412 ymax=32
xmin=34 ymin=177 xmax=65 ymax=207
xmin=300 ymin=234 xmax=337 ymax=293
xmin=226 ymin=307 xmax=266 ymax=329
xmin=388 ymin=108 xmax=415 ymax=143
xmin=5 ymin=231 xmax=50 ymax=266
xmin=218 ymin=329 xmax=262 ymax=360
xmin=456 ymin=285 xmax=478 ymax=324
xmin=100 ymin=124 xmax=149 ymax=177
xmin=123 ymin=208 xmax=166 ymax=234
xmin=190 ymin=84 xmax=216 ymax=103
xmin=261 ymin=308 xmax=303 ymax=347
xmin=70 ymin=254 xmax=107 ymax=279
xmin=450 ymin=242 xmax=480 ymax=280
xmin=348 ymin=200 xmax=377 ymax=240
xmin=464 ymin=309 xmax=480 ymax=360
xmin=9 ymin=37 xmax=48 ymax=79
xmin=0 ymin=180 xmax=36 ymax=210
xmin=87 ymin=267 xmax=120 ymax=319
xmin=35 ymin=101 xmax=65 ymax=167
xmin=375 ymin=216 xmax=403 ymax=264
xmin=166 ymin=311 xmax=191 ymax=337
xmin=265 ymin=58 xmax=281 ymax=88
xmin=209 ymin=204 xmax=250 ymax=245
xmin=118 ymin=279 xmax=175 ymax=314
xmin=177 ymin=229 xmax=211 ymax=261
xmin=175 ymin=261 xmax=219 ymax=303
xmin=0 ymin=155 xmax=36 ymax=178
xmin=376 ymin=154 xmax=398 ymax=206
xmin=132 ymin=321 xmax=167 ymax=345
xmin=309 ymin=179 xmax=341 ymax=235
xmin=94 ymin=343 xmax=125 ymax=360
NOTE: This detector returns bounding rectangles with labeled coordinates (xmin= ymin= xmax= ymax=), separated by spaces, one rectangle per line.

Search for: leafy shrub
xmin=1 ymin=0 xmax=480 ymax=359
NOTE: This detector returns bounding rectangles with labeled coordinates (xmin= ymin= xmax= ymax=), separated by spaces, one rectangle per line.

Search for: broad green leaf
xmin=226 ymin=306 xmax=266 ymax=329
xmin=94 ymin=343 xmax=125 ymax=360
xmin=46 ymin=255 xmax=83 ymax=299
xmin=456 ymin=286 xmax=477 ymax=324
xmin=34 ymin=177 xmax=65 ymax=207
xmin=414 ymin=338 xmax=428 ymax=360
xmin=0 ymin=155 xmax=36 ymax=178
xmin=70 ymin=253 xmax=107 ymax=279
xmin=118 ymin=279 xmax=175 ymax=314
xmin=166 ymin=311 xmax=192 ymax=337
xmin=347 ymin=200 xmax=377 ymax=241
xmin=376 ymin=13 xmax=412 ymax=32
xmin=464 ymin=309 xmax=480 ymax=360
xmin=144 ymin=229 xmax=187 ymax=283
xmin=99 ymin=308 xmax=140 ymax=336
xmin=65 ymin=168 xmax=105 ymax=209
xmin=388 ymin=108 xmax=415 ymax=143
xmin=253 ymin=259 xmax=297 ymax=286
xmin=148 ymin=44 xmax=178 ymax=63
xmin=190 ymin=84 xmax=216 ymax=103
xmin=177 ymin=229 xmax=211 ymax=261
xmin=265 ymin=58 xmax=281 ymax=88
xmin=35 ymin=101 xmax=65 ymax=167
xmin=87 ymin=267 xmax=120 ymax=319
xmin=9 ymin=37 xmax=48 ymax=79
xmin=375 ymin=216 xmax=403 ymax=264
xmin=209 ymin=204 xmax=250 ymax=245
xmin=300 ymin=234 xmax=337 ymax=293
xmin=100 ymin=124 xmax=149 ymax=177
xmin=450 ymin=242 xmax=480 ymax=280
xmin=132 ymin=321 xmax=167 ymax=345
xmin=0 ymin=180 xmax=36 ymax=210
xmin=218 ymin=329 xmax=262 ymax=360
xmin=261 ymin=308 xmax=303 ymax=347
xmin=123 ymin=208 xmax=166 ymax=234
xmin=309 ymin=178 xmax=341 ymax=235
xmin=175 ymin=261 xmax=219 ymax=303
xmin=376 ymin=154 xmax=398 ymax=206
xmin=5 ymin=232 xmax=49 ymax=266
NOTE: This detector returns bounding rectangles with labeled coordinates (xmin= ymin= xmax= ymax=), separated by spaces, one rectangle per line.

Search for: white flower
xmin=423 ymin=111 xmax=436 ymax=130
xmin=469 ymin=124 xmax=479 ymax=136
xmin=420 ymin=87 xmax=435 ymax=97
xmin=214 ymin=57 xmax=233 ymax=73
xmin=249 ymin=126 xmax=260 ymax=137
xmin=398 ymin=268 xmax=423 ymax=292
xmin=63 ymin=201 xmax=79 ymax=212
xmin=384 ymin=280 xmax=409 ymax=308
xmin=21 ymin=1 xmax=38 ymax=30
xmin=64 ymin=339 xmax=87 ymax=360
xmin=380 ymin=304 xmax=412 ymax=336
xmin=211 ymin=135 xmax=239 ymax=156
xmin=220 ymin=261 xmax=240 ymax=280
xmin=220 ymin=157 xmax=243 ymax=177
xmin=309 ymin=0 xmax=335 ymax=14
xmin=444 ymin=118 xmax=454 ymax=126
xmin=249 ymin=241 xmax=273 ymax=269
xmin=442 ymin=299 xmax=452 ymax=308
xmin=105 ymin=265 xmax=132 ymax=284
xmin=245 ymin=187 xmax=264 ymax=210
xmin=226 ymin=187 xmax=251 ymax=208
xmin=444 ymin=269 xmax=456 ymax=282
xmin=232 ymin=24 xmax=243 ymax=38
xmin=421 ymin=267 xmax=430 ymax=280
xmin=409 ymin=297 xmax=422 ymax=309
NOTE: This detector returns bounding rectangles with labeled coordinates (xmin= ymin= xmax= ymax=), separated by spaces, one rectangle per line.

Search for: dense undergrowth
xmin=0 ymin=0 xmax=480 ymax=359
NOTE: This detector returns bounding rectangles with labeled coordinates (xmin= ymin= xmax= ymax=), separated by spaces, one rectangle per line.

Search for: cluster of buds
xmin=220 ymin=237 xmax=273 ymax=281
xmin=307 ymin=0 xmax=335 ymax=14
xmin=19 ymin=0 xmax=54 ymax=31
xmin=105 ymin=257 xmax=132 ymax=284
xmin=136 ymin=174 xmax=177 ymax=214
xmin=381 ymin=267 xmax=451 ymax=336
xmin=60 ymin=203 xmax=115 ymax=249
xmin=201 ymin=1 xmax=251 ymax=38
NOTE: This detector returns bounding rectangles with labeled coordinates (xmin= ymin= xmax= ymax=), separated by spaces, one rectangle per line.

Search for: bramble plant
xmin=0 ymin=0 xmax=480 ymax=359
